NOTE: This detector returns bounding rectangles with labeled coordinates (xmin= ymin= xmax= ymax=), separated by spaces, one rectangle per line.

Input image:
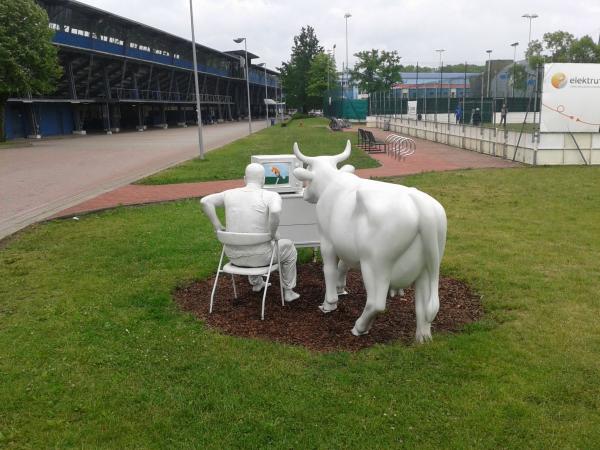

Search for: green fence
xmin=323 ymin=98 xmax=368 ymax=121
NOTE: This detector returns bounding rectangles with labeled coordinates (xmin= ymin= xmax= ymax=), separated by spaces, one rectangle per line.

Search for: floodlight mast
xmin=344 ymin=13 xmax=351 ymax=100
xmin=522 ymin=13 xmax=539 ymax=46
xmin=258 ymin=63 xmax=268 ymax=127
xmin=486 ymin=49 xmax=493 ymax=97
xmin=188 ymin=0 xmax=205 ymax=159
xmin=511 ymin=42 xmax=519 ymax=98
xmin=234 ymin=37 xmax=252 ymax=134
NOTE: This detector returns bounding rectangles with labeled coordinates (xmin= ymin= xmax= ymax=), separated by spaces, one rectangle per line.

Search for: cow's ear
xmin=339 ymin=164 xmax=355 ymax=174
xmin=293 ymin=167 xmax=314 ymax=181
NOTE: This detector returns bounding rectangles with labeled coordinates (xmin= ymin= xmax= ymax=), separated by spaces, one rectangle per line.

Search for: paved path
xmin=53 ymin=127 xmax=519 ymax=219
xmin=0 ymin=121 xmax=265 ymax=239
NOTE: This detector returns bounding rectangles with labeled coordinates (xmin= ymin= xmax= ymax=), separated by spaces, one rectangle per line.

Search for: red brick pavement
xmin=52 ymin=129 xmax=519 ymax=219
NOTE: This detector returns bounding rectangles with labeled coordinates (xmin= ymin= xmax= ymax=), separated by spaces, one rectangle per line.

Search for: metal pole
xmin=264 ymin=64 xmax=268 ymax=127
xmin=345 ymin=13 xmax=351 ymax=100
xmin=486 ymin=50 xmax=492 ymax=97
xmin=244 ymin=40 xmax=252 ymax=134
xmin=189 ymin=0 xmax=205 ymax=159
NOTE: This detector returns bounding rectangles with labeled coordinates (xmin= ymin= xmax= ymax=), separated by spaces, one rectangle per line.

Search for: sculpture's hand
xmin=273 ymin=231 xmax=281 ymax=241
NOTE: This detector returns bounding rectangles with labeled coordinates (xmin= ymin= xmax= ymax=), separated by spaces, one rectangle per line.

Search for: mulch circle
xmin=174 ymin=262 xmax=483 ymax=352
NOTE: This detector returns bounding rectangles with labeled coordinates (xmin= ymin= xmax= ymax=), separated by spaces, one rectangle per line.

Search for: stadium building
xmin=4 ymin=0 xmax=280 ymax=139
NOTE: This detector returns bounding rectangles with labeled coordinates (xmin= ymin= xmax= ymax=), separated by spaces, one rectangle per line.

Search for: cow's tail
xmin=421 ymin=199 xmax=447 ymax=323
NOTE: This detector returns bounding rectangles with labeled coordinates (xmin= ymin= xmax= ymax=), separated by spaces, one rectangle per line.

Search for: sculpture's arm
xmin=200 ymin=192 xmax=225 ymax=232
xmin=267 ymin=194 xmax=282 ymax=239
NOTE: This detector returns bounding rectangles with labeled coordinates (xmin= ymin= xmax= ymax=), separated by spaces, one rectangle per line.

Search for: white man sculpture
xmin=293 ymin=140 xmax=447 ymax=342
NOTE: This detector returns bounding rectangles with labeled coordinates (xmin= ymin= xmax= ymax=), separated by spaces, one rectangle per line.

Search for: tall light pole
xmin=486 ymin=49 xmax=493 ymax=97
xmin=511 ymin=42 xmax=519 ymax=98
xmin=344 ymin=13 xmax=351 ymax=99
xmin=234 ymin=37 xmax=252 ymax=134
xmin=522 ymin=13 xmax=538 ymax=47
xmin=435 ymin=49 xmax=445 ymax=122
xmin=258 ymin=63 xmax=268 ymax=127
xmin=188 ymin=0 xmax=204 ymax=159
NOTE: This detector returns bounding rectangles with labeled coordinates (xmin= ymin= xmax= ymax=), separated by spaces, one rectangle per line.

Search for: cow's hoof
xmin=415 ymin=332 xmax=433 ymax=344
xmin=319 ymin=302 xmax=337 ymax=313
xmin=351 ymin=326 xmax=369 ymax=337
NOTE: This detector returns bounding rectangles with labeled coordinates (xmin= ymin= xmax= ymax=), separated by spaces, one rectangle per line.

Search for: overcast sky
xmin=81 ymin=0 xmax=599 ymax=70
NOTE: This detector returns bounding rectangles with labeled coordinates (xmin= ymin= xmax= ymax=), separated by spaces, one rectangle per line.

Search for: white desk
xmin=279 ymin=192 xmax=320 ymax=248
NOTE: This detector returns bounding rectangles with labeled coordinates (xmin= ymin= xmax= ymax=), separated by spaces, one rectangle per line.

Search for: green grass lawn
xmin=2 ymin=166 xmax=600 ymax=448
xmin=138 ymin=117 xmax=379 ymax=185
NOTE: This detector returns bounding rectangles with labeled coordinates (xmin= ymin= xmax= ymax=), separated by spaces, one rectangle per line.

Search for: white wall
xmin=367 ymin=115 xmax=600 ymax=165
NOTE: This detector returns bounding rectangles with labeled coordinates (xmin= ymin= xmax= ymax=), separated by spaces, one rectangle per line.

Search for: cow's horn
xmin=293 ymin=142 xmax=313 ymax=163
xmin=333 ymin=140 xmax=352 ymax=164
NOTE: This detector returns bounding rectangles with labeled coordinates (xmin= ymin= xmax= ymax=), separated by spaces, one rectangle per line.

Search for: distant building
xmin=392 ymin=72 xmax=480 ymax=99
xmin=4 ymin=0 xmax=280 ymax=139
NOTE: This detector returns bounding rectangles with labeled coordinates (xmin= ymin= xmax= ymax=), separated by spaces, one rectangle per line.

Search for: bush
xmin=291 ymin=112 xmax=311 ymax=120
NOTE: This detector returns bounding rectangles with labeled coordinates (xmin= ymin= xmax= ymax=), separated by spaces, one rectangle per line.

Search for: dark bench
xmin=358 ymin=128 xmax=386 ymax=153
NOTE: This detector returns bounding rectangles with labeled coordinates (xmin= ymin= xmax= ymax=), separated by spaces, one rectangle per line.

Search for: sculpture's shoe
xmin=337 ymin=287 xmax=348 ymax=296
xmin=252 ymin=281 xmax=271 ymax=292
xmin=351 ymin=326 xmax=369 ymax=336
xmin=318 ymin=301 xmax=338 ymax=313
xmin=284 ymin=290 xmax=300 ymax=302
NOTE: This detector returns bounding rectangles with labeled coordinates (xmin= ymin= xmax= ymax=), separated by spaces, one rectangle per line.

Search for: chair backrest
xmin=216 ymin=230 xmax=273 ymax=246
xmin=365 ymin=130 xmax=376 ymax=142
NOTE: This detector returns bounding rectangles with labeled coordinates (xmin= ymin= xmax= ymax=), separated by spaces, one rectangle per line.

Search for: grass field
xmin=138 ymin=118 xmax=379 ymax=185
xmin=1 ymin=166 xmax=600 ymax=448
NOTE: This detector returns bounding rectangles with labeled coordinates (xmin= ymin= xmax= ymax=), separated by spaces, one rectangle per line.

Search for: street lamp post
xmin=511 ymin=42 xmax=519 ymax=98
xmin=486 ymin=49 xmax=493 ymax=98
xmin=522 ymin=13 xmax=538 ymax=47
xmin=344 ymin=13 xmax=351 ymax=100
xmin=188 ymin=0 xmax=205 ymax=159
xmin=234 ymin=37 xmax=252 ymax=134
xmin=435 ymin=49 xmax=445 ymax=122
xmin=258 ymin=63 xmax=268 ymax=127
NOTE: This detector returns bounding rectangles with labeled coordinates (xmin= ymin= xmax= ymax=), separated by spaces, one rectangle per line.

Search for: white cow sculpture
xmin=293 ymin=140 xmax=447 ymax=342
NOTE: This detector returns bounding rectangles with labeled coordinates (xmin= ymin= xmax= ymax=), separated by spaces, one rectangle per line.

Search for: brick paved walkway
xmin=53 ymin=128 xmax=519 ymax=219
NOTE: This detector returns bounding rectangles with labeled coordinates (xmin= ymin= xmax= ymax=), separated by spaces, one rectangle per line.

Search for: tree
xmin=543 ymin=31 xmax=575 ymax=62
xmin=509 ymin=64 xmax=528 ymax=94
xmin=350 ymin=50 xmax=402 ymax=94
xmin=526 ymin=39 xmax=546 ymax=69
xmin=0 ymin=0 xmax=61 ymax=141
xmin=278 ymin=26 xmax=323 ymax=112
xmin=569 ymin=35 xmax=600 ymax=63
xmin=306 ymin=52 xmax=337 ymax=109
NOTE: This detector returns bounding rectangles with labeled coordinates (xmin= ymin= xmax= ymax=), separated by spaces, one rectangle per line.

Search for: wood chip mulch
xmin=174 ymin=262 xmax=483 ymax=352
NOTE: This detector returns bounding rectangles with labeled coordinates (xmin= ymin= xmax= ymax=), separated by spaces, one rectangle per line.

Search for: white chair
xmin=209 ymin=231 xmax=285 ymax=320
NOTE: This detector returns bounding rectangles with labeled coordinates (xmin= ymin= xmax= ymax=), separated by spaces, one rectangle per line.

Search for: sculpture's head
xmin=244 ymin=163 xmax=265 ymax=187
xmin=292 ymin=140 xmax=354 ymax=203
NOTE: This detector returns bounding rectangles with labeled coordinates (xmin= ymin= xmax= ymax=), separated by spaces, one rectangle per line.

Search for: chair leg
xmin=277 ymin=243 xmax=284 ymax=306
xmin=261 ymin=244 xmax=277 ymax=320
xmin=231 ymin=273 xmax=237 ymax=299
xmin=210 ymin=248 xmax=225 ymax=314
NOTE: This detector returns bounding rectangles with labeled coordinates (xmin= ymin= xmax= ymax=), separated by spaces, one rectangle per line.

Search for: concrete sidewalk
xmin=0 ymin=121 xmax=265 ymax=239
xmin=53 ymin=129 xmax=519 ymax=219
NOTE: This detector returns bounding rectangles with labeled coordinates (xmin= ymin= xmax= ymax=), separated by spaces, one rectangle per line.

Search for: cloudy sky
xmin=81 ymin=0 xmax=599 ymax=70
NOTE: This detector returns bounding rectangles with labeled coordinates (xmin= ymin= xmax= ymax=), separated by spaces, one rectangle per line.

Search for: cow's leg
xmin=414 ymin=269 xmax=439 ymax=343
xmin=319 ymin=239 xmax=339 ymax=313
xmin=352 ymin=261 xmax=390 ymax=336
xmin=337 ymin=259 xmax=349 ymax=296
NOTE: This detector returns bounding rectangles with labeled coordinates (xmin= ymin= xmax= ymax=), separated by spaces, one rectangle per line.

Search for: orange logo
xmin=551 ymin=72 xmax=567 ymax=89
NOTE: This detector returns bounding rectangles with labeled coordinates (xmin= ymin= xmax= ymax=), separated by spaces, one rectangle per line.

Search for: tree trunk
xmin=0 ymin=98 xmax=7 ymax=142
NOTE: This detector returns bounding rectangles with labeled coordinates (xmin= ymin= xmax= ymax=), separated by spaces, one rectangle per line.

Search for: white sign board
xmin=408 ymin=101 xmax=417 ymax=115
xmin=541 ymin=63 xmax=600 ymax=132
